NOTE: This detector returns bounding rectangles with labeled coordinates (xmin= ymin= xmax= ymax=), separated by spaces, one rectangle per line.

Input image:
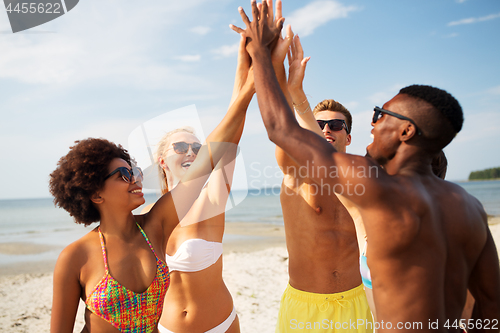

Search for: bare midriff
xmin=159 ymin=258 xmax=234 ymax=332
xmin=280 ymin=178 xmax=361 ymax=294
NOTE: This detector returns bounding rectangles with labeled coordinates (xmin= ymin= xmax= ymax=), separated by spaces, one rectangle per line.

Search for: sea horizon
xmin=0 ymin=178 xmax=498 ymax=202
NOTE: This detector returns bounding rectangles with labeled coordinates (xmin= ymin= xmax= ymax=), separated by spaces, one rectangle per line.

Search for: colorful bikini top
xmin=165 ymin=238 xmax=223 ymax=272
xmin=85 ymin=223 xmax=170 ymax=332
xmin=359 ymin=241 xmax=372 ymax=289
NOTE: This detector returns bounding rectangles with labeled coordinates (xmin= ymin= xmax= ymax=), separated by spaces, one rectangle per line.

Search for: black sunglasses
xmin=104 ymin=166 xmax=143 ymax=183
xmin=169 ymin=142 xmax=202 ymax=155
xmin=373 ymin=107 xmax=422 ymax=135
xmin=317 ymin=119 xmax=350 ymax=134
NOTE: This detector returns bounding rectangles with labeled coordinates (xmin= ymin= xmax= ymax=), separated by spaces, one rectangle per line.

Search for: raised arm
xmin=145 ymin=34 xmax=254 ymax=238
xmin=234 ymin=0 xmax=383 ymax=205
xmin=287 ymin=33 xmax=322 ymax=136
xmin=203 ymin=35 xmax=254 ymax=208
xmin=275 ymin=27 xmax=325 ymax=169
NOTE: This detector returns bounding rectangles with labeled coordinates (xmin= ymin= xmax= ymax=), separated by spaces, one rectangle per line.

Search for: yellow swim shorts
xmin=275 ymin=284 xmax=373 ymax=332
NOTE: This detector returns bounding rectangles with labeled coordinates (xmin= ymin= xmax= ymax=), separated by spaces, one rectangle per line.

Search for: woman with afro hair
xmin=49 ymin=36 xmax=254 ymax=333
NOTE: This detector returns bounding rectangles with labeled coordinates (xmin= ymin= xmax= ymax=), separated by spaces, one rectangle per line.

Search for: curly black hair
xmin=399 ymin=85 xmax=463 ymax=134
xmin=49 ymin=138 xmax=132 ymax=225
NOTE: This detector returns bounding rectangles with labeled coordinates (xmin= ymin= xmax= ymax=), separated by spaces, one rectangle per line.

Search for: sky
xmin=0 ymin=0 xmax=499 ymax=200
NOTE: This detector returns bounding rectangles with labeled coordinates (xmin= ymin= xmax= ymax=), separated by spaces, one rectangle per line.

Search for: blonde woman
xmin=153 ymin=36 xmax=254 ymax=333
xmin=49 ymin=91 xmax=248 ymax=332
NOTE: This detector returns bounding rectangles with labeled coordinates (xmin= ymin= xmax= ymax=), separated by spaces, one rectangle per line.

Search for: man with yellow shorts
xmin=236 ymin=6 xmax=373 ymax=329
xmin=271 ymin=39 xmax=372 ymax=330
xmin=274 ymin=97 xmax=373 ymax=333
xmin=278 ymin=284 xmax=372 ymax=332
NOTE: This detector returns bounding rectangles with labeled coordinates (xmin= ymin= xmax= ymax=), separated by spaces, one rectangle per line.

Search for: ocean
xmin=0 ymin=180 xmax=499 ymax=268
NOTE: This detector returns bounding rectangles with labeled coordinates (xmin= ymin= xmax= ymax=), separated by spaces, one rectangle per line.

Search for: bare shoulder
xmin=441 ymin=180 xmax=487 ymax=222
xmin=54 ymin=228 xmax=100 ymax=277
xmin=140 ymin=203 xmax=154 ymax=214
xmin=135 ymin=212 xmax=166 ymax=251
xmin=437 ymin=180 xmax=489 ymax=254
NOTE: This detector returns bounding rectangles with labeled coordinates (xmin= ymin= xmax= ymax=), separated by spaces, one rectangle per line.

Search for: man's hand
xmin=230 ymin=0 xmax=284 ymax=57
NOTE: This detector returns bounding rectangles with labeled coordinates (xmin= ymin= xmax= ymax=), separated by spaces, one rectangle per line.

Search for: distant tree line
xmin=469 ymin=167 xmax=500 ymax=180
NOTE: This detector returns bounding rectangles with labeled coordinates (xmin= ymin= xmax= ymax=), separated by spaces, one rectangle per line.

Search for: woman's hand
xmin=287 ymin=32 xmax=310 ymax=100
xmin=230 ymin=34 xmax=255 ymax=105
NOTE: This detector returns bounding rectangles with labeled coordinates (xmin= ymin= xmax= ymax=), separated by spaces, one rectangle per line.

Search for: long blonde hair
xmin=156 ymin=127 xmax=196 ymax=195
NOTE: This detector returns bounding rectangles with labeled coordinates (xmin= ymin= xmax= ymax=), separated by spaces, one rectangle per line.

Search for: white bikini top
xmin=165 ymin=239 xmax=223 ymax=272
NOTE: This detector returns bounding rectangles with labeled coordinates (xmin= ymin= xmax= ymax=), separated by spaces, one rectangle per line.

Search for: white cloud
xmin=486 ymin=85 xmax=500 ymax=95
xmin=174 ymin=54 xmax=202 ymax=62
xmin=443 ymin=33 xmax=459 ymax=38
xmin=190 ymin=26 xmax=211 ymax=35
xmin=0 ymin=36 xmax=82 ymax=84
xmin=0 ymin=0 xmax=212 ymax=90
xmin=454 ymin=111 xmax=500 ymax=144
xmin=286 ymin=1 xmax=361 ymax=37
xmin=211 ymin=42 xmax=239 ymax=58
xmin=366 ymin=84 xmax=402 ymax=105
xmin=344 ymin=101 xmax=359 ymax=110
xmin=448 ymin=12 xmax=500 ymax=26
xmin=455 ymin=0 xmax=467 ymax=3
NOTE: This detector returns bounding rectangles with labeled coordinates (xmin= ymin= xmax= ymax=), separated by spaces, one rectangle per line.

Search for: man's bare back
xmin=232 ymin=2 xmax=500 ymax=330
xmin=359 ymin=170 xmax=495 ymax=330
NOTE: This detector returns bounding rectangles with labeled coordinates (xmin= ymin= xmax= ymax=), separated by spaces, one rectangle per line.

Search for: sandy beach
xmin=0 ymin=222 xmax=288 ymax=333
xmin=1 ymin=220 xmax=499 ymax=332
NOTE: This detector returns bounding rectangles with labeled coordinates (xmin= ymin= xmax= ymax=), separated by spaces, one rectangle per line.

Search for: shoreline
xmin=0 ymin=221 xmax=286 ymax=277
xmin=1 ymin=216 xmax=499 ymax=277
xmin=0 ymin=221 xmax=288 ymax=333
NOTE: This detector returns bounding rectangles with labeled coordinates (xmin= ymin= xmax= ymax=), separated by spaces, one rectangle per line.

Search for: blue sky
xmin=0 ymin=0 xmax=499 ymax=200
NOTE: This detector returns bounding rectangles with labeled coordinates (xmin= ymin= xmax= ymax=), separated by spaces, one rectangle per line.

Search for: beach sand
xmin=1 ymin=220 xmax=500 ymax=332
xmin=0 ymin=222 xmax=288 ymax=333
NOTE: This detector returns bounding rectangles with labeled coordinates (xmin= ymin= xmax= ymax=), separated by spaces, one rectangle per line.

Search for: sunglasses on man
xmin=168 ymin=142 xmax=202 ymax=155
xmin=104 ymin=166 xmax=144 ymax=183
xmin=316 ymin=119 xmax=350 ymax=134
xmin=373 ymin=107 xmax=422 ymax=135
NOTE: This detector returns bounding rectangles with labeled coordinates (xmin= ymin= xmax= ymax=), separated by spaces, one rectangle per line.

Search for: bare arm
xmin=145 ymin=35 xmax=254 ymax=238
xmin=276 ymin=27 xmax=324 ymax=169
xmin=234 ymin=0 xmax=385 ymax=206
xmin=205 ymin=35 xmax=254 ymax=207
xmin=50 ymin=246 xmax=82 ymax=333
xmin=286 ymin=33 xmax=321 ymax=136
xmin=468 ymin=225 xmax=500 ymax=330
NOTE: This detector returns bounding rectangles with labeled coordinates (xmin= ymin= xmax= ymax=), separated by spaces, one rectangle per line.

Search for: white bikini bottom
xmin=158 ymin=306 xmax=237 ymax=333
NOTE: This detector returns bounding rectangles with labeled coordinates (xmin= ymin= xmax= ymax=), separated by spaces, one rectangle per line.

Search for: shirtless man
xmin=271 ymin=26 xmax=372 ymax=332
xmin=233 ymin=1 xmax=500 ymax=331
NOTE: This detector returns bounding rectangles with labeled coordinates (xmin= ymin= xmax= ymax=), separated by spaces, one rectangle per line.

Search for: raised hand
xmin=230 ymin=0 xmax=284 ymax=57
xmin=271 ymin=24 xmax=293 ymax=66
xmin=230 ymin=34 xmax=255 ymax=106
xmin=287 ymin=32 xmax=311 ymax=97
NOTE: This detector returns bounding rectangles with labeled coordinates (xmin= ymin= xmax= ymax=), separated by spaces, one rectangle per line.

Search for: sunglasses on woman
xmin=373 ymin=106 xmax=422 ymax=135
xmin=316 ymin=119 xmax=350 ymax=134
xmin=104 ymin=166 xmax=144 ymax=183
xmin=168 ymin=142 xmax=202 ymax=155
